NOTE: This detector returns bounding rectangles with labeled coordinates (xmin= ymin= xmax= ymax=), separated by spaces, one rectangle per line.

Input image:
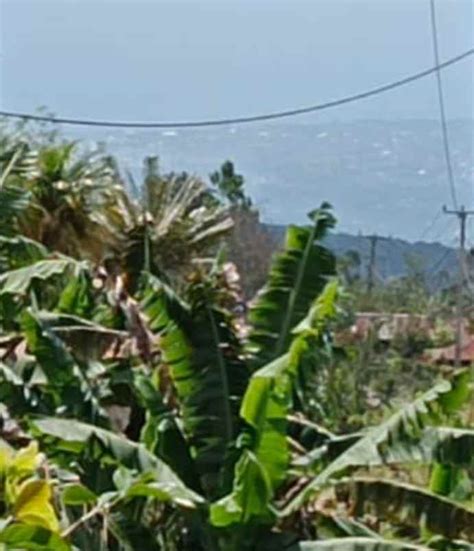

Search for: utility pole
xmin=366 ymin=234 xmax=379 ymax=293
xmin=442 ymin=205 xmax=474 ymax=366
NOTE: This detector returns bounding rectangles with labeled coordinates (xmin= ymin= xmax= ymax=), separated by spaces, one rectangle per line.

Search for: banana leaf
xmin=0 ymin=258 xmax=83 ymax=297
xmin=211 ymin=282 xmax=339 ymax=526
xmin=141 ymin=273 xmax=248 ymax=497
xmin=335 ymin=477 xmax=474 ymax=542
xmin=31 ymin=416 xmax=204 ymax=508
xmin=284 ymin=370 xmax=471 ymax=514
xmin=289 ymin=538 xmax=430 ymax=550
xmin=247 ymin=203 xmax=336 ymax=369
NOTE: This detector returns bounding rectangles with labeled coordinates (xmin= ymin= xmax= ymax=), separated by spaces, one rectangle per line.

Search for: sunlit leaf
xmin=10 ymin=442 xmax=40 ymax=479
xmin=61 ymin=484 xmax=97 ymax=506
xmin=14 ymin=480 xmax=59 ymax=533
xmin=0 ymin=524 xmax=70 ymax=551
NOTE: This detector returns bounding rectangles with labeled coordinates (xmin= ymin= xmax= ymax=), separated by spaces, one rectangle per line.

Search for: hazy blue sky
xmin=1 ymin=0 xmax=472 ymax=123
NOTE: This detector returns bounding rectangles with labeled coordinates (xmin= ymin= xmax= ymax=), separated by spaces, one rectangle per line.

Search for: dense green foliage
xmin=0 ymin=126 xmax=472 ymax=550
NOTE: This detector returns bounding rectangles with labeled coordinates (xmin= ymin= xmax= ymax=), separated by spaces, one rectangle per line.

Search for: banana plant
xmin=0 ymin=199 xmax=339 ymax=548
xmin=1 ymin=129 xmax=473 ymax=550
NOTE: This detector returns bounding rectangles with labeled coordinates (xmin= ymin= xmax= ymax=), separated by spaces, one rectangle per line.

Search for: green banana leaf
xmin=21 ymin=309 xmax=104 ymax=420
xmin=31 ymin=416 xmax=204 ymax=509
xmin=141 ymin=273 xmax=248 ymax=497
xmin=284 ymin=370 xmax=471 ymax=514
xmin=0 ymin=258 xmax=83 ymax=297
xmin=134 ymin=373 xmax=200 ymax=493
xmin=0 ymin=185 xmax=31 ymax=236
xmin=288 ymin=538 xmax=430 ymax=550
xmin=247 ymin=203 xmax=336 ymax=369
xmin=335 ymin=477 xmax=474 ymax=542
xmin=295 ymin=426 xmax=474 ymax=472
xmin=0 ymin=524 xmax=70 ymax=551
xmin=32 ymin=311 xmax=128 ymax=362
xmin=0 ymin=235 xmax=47 ymax=271
xmin=211 ymin=281 xmax=339 ymax=526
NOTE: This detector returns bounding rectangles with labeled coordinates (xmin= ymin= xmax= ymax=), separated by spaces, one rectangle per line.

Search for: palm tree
xmin=122 ymin=156 xmax=233 ymax=288
xmin=13 ymin=142 xmax=135 ymax=263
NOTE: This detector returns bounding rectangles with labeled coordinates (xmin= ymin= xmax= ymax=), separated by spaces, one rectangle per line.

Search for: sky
xmin=0 ymin=0 xmax=473 ymax=123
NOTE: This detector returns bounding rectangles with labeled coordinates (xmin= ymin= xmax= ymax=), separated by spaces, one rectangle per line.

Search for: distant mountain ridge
xmin=263 ymin=224 xmax=457 ymax=281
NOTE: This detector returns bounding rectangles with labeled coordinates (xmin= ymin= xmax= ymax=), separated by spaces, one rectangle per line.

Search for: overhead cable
xmin=429 ymin=0 xmax=459 ymax=208
xmin=0 ymin=48 xmax=473 ymax=128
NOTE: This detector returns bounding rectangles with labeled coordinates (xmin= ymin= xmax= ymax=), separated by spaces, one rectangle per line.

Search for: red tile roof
xmin=431 ymin=337 xmax=474 ymax=363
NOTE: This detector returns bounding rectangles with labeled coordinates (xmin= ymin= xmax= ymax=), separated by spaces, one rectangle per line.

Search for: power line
xmin=427 ymin=235 xmax=457 ymax=276
xmin=416 ymin=208 xmax=443 ymax=242
xmin=429 ymin=0 xmax=459 ymax=209
xmin=429 ymin=216 xmax=456 ymax=244
xmin=0 ymin=48 xmax=473 ymax=129
xmin=426 ymin=250 xmax=452 ymax=285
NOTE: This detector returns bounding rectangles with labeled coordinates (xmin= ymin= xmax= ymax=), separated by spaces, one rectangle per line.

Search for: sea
xmin=66 ymin=119 xmax=474 ymax=244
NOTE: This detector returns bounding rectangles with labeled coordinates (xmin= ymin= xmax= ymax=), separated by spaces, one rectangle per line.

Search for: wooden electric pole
xmin=442 ymin=205 xmax=474 ymax=366
xmin=366 ymin=234 xmax=379 ymax=293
